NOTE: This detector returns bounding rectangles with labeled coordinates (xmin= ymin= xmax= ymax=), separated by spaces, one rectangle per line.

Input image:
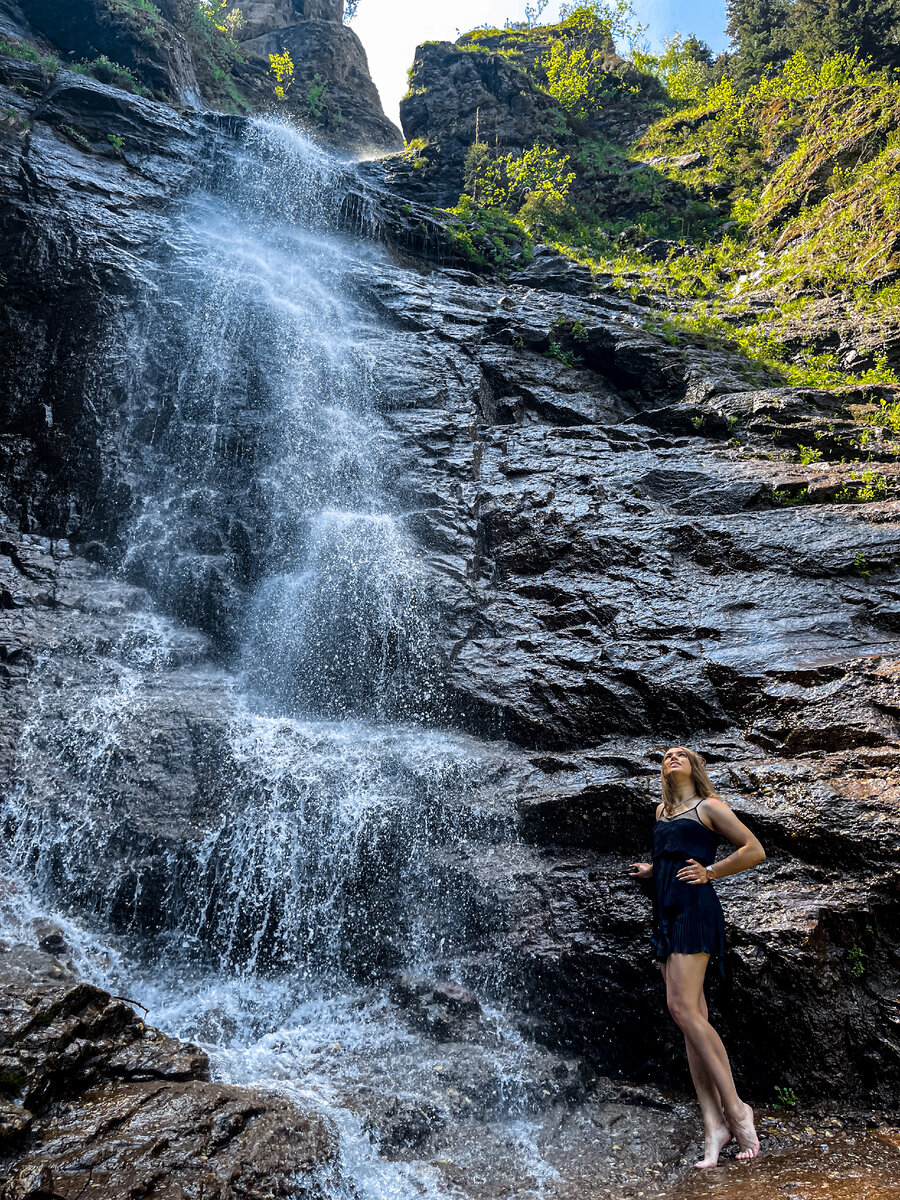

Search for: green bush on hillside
xmin=453 ymin=3 xmax=900 ymax=394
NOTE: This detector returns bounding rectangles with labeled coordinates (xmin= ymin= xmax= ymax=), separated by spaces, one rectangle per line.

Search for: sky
xmin=350 ymin=1 xmax=730 ymax=131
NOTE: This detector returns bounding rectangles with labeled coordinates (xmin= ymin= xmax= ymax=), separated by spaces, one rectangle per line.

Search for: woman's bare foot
xmin=694 ymin=1123 xmax=733 ymax=1169
xmin=731 ymin=1103 xmax=760 ymax=1160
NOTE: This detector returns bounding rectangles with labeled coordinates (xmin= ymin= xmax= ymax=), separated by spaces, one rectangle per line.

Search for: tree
xmin=524 ymin=0 xmax=550 ymax=26
xmin=726 ymin=0 xmax=792 ymax=81
xmin=558 ymin=0 xmax=646 ymax=49
xmin=634 ymin=33 xmax=719 ymax=101
xmin=791 ymin=0 xmax=900 ymax=70
xmin=729 ymin=0 xmax=900 ymax=81
xmin=543 ymin=36 xmax=614 ymax=117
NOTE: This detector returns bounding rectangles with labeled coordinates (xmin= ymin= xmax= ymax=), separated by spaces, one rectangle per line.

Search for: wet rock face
xmin=0 ymin=941 xmax=338 ymax=1198
xmin=350 ymin=258 xmax=900 ymax=1102
xmin=0 ymin=61 xmax=206 ymax=541
xmin=0 ymin=1 xmax=31 ymax=39
xmin=0 ymin=943 xmax=207 ymax=1111
xmin=0 ymin=66 xmax=403 ymax=547
xmin=1 ymin=56 xmax=900 ymax=1127
xmin=390 ymin=973 xmax=483 ymax=1039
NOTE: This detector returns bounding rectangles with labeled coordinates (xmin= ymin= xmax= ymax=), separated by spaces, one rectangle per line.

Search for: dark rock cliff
xmin=1 ymin=21 xmax=899 ymax=1193
xmin=399 ymin=39 xmax=574 ymax=204
xmin=234 ymin=0 xmax=403 ymax=152
xmin=11 ymin=0 xmax=401 ymax=151
xmin=398 ymin=29 xmax=664 ymax=207
xmin=239 ymin=17 xmax=401 ymax=152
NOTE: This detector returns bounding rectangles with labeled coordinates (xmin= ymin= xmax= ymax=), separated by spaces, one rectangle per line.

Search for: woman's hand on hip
xmin=677 ymin=858 xmax=711 ymax=885
xmin=629 ymin=862 xmax=653 ymax=880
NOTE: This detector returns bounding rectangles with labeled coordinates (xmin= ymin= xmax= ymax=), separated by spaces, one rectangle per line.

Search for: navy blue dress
xmin=652 ymin=800 xmax=725 ymax=968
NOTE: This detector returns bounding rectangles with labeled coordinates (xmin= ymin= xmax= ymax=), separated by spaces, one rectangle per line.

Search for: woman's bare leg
xmin=661 ymin=959 xmax=732 ymax=1166
xmin=665 ymin=953 xmax=759 ymax=1161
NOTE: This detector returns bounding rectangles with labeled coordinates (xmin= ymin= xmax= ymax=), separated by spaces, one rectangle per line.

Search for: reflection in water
xmin=669 ymin=1124 xmax=900 ymax=1200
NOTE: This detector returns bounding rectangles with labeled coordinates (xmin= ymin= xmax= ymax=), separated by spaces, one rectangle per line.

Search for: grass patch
xmin=442 ymin=193 xmax=534 ymax=269
xmin=0 ymin=36 xmax=59 ymax=72
xmin=71 ymin=55 xmax=151 ymax=95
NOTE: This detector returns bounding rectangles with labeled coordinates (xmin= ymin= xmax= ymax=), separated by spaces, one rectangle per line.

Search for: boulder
xmin=390 ymin=973 xmax=483 ymax=1039
xmin=0 ymin=942 xmax=338 ymax=1198
xmin=400 ymin=39 xmax=573 ymax=202
xmin=241 ymin=18 xmax=402 ymax=152
xmin=1 ymin=1081 xmax=337 ymax=1199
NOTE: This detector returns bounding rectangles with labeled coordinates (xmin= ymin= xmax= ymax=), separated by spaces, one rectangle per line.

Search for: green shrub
xmin=545 ymin=341 xmax=583 ymax=368
xmin=773 ymin=486 xmax=810 ymax=506
xmin=306 ymin=72 xmax=327 ymax=117
xmin=443 ymin=194 xmax=534 ymax=269
xmin=72 ymin=55 xmax=151 ymax=95
xmin=773 ymin=1085 xmax=798 ymax=1110
xmin=543 ymin=37 xmax=614 ymax=118
xmin=862 ymin=398 xmax=900 ymax=435
xmin=633 ymin=33 xmax=718 ymax=103
xmin=472 ymin=142 xmax=577 ymax=212
xmin=848 ymin=944 xmax=866 ymax=977
xmin=187 ymin=2 xmax=250 ymax=112
xmin=0 ymin=36 xmax=59 ymax=71
xmin=836 ymin=470 xmax=889 ymax=503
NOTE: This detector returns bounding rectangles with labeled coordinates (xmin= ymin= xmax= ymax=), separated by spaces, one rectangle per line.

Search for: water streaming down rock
xmin=0 ymin=119 xmax=575 ymax=1198
xmin=121 ymin=121 xmax=437 ymax=718
xmin=5 ymin=118 xmax=497 ymax=969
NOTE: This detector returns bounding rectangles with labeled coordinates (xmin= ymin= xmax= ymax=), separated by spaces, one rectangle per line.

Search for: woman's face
xmin=662 ymin=747 xmax=693 ymax=785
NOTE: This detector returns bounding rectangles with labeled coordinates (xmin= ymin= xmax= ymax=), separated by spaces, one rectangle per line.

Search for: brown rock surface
xmin=2 ymin=1081 xmax=336 ymax=1200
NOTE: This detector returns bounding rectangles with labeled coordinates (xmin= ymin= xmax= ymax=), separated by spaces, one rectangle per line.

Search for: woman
xmin=630 ymin=746 xmax=766 ymax=1169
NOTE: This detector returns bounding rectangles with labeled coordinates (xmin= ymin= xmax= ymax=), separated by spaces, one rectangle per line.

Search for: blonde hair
xmin=661 ymin=746 xmax=719 ymax=816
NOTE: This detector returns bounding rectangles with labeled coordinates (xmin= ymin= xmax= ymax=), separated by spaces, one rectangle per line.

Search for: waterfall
xmin=0 ymin=119 xmax=565 ymax=1199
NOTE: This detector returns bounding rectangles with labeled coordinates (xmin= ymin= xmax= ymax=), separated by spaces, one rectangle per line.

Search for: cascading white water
xmin=0 ymin=120 xmax=568 ymax=1199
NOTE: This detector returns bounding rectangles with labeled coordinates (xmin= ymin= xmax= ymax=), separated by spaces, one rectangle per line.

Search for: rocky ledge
xmin=0 ymin=931 xmax=338 ymax=1199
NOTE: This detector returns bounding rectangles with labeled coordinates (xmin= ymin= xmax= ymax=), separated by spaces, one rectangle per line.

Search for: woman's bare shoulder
xmin=697 ymin=795 xmax=730 ymax=828
xmin=701 ymin=795 xmax=732 ymax=813
xmin=699 ymin=795 xmax=744 ymax=831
